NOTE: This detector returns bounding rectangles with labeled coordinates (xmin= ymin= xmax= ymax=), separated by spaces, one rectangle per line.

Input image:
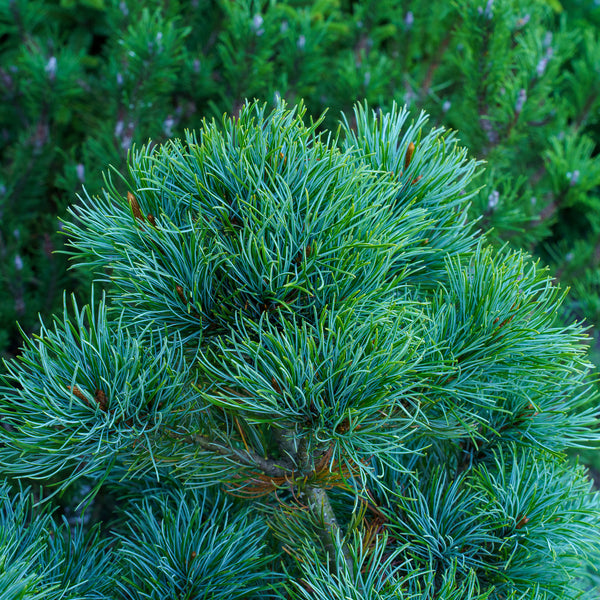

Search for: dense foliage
xmin=1 ymin=0 xmax=600 ymax=362
xmin=0 ymin=100 xmax=599 ymax=598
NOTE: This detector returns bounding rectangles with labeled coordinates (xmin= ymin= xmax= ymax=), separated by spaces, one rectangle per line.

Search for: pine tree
xmin=1 ymin=100 xmax=599 ymax=599
xmin=2 ymin=0 xmax=600 ymax=368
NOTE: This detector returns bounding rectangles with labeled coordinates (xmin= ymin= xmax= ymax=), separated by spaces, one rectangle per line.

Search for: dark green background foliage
xmin=0 ymin=99 xmax=599 ymax=599
xmin=1 ymin=0 xmax=600 ymax=361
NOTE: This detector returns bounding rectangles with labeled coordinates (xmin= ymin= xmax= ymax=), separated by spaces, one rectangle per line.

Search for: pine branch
xmin=184 ymin=432 xmax=295 ymax=478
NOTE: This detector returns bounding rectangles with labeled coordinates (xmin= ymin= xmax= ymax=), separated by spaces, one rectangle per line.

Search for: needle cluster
xmin=0 ymin=100 xmax=599 ymax=599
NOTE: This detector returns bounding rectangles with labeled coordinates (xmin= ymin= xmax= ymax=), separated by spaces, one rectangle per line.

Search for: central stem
xmin=305 ymin=484 xmax=355 ymax=577
xmin=290 ymin=431 xmax=354 ymax=578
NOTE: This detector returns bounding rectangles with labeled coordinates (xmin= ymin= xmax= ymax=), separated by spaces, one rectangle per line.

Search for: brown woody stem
xmin=185 ymin=433 xmax=294 ymax=477
xmin=187 ymin=429 xmax=354 ymax=577
xmin=305 ymin=484 xmax=354 ymax=578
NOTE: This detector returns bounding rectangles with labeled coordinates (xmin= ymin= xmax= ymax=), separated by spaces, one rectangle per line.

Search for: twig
xmin=182 ymin=432 xmax=294 ymax=477
xmin=305 ymin=484 xmax=354 ymax=578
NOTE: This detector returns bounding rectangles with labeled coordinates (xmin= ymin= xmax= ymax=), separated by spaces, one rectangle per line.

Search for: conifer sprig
xmin=1 ymin=100 xmax=599 ymax=598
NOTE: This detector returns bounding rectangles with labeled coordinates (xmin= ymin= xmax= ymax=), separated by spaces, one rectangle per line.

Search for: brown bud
xmin=271 ymin=376 xmax=281 ymax=394
xmin=147 ymin=213 xmax=156 ymax=227
xmin=95 ymin=389 xmax=108 ymax=411
xmin=404 ymin=142 xmax=415 ymax=170
xmin=68 ymin=385 xmax=87 ymax=403
xmin=516 ymin=515 xmax=530 ymax=529
xmin=176 ymin=285 xmax=187 ymax=304
xmin=127 ymin=191 xmax=144 ymax=221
